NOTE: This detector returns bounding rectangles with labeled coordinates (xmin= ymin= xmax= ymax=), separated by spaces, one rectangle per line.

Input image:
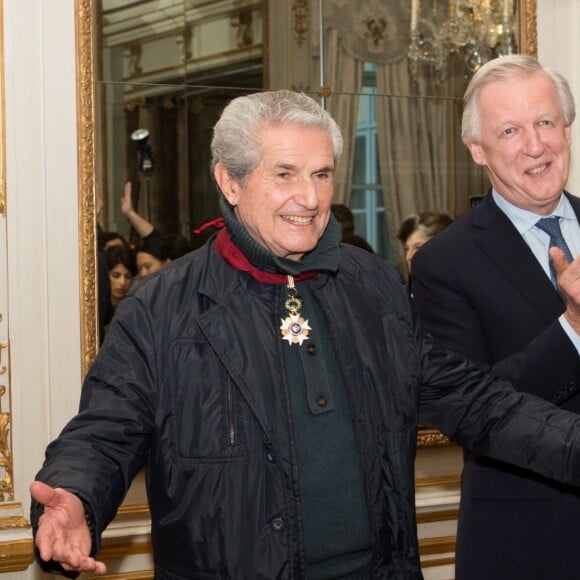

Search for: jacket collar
xmin=219 ymin=196 xmax=341 ymax=278
xmin=471 ymin=190 xmax=576 ymax=319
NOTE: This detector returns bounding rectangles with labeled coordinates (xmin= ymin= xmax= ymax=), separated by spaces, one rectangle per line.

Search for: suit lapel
xmin=565 ymin=190 xmax=580 ymax=222
xmin=471 ymin=192 xmax=565 ymax=322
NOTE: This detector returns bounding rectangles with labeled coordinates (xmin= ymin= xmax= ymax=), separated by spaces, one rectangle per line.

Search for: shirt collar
xmin=492 ymin=189 xmax=575 ymax=234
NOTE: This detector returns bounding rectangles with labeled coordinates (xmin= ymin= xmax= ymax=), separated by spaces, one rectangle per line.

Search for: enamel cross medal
xmin=280 ymin=275 xmax=312 ymax=346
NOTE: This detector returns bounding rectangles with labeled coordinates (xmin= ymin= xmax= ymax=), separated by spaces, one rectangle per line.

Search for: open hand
xmin=30 ymin=481 xmax=107 ymax=575
xmin=120 ymin=180 xmax=134 ymax=217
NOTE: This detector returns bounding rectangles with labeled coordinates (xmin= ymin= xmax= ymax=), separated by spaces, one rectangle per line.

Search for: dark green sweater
xmin=281 ymin=283 xmax=373 ymax=578
xmin=222 ymin=198 xmax=373 ymax=578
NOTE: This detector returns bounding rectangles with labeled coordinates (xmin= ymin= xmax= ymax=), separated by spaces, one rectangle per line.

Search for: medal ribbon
xmin=215 ymin=228 xmax=316 ymax=345
xmin=215 ymin=228 xmax=318 ymax=284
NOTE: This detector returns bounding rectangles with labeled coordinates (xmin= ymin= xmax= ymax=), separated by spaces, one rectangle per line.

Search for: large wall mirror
xmin=77 ymin=0 xmax=537 ymax=379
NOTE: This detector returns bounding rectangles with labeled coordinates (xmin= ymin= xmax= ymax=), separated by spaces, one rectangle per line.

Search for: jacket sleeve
xmin=31 ymin=294 xmax=156 ymax=550
xmin=418 ymin=335 xmax=580 ymax=486
xmin=412 ymin=246 xmax=580 ymax=404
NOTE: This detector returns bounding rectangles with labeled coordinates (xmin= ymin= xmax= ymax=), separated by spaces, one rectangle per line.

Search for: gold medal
xmin=280 ymin=275 xmax=312 ymax=346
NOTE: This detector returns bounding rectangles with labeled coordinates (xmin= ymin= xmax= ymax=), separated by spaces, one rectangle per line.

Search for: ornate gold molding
xmin=0 ymin=381 xmax=13 ymax=501
xmin=292 ymin=0 xmax=308 ymax=47
xmin=115 ymin=502 xmax=150 ymax=520
xmin=231 ymin=8 xmax=254 ymax=48
xmin=0 ymin=0 xmax=13 ymax=505
xmin=0 ymin=0 xmax=4 ymax=218
xmin=0 ymin=517 xmax=30 ymax=530
xmin=75 ymin=0 xmax=99 ymax=376
xmin=416 ymin=508 xmax=459 ymax=524
xmin=416 ymin=428 xmax=454 ymax=448
xmin=123 ymin=43 xmax=143 ymax=77
xmin=99 ymin=537 xmax=152 ymax=560
xmin=520 ymin=0 xmax=537 ymax=57
xmin=0 ymin=175 xmax=5 ymax=216
xmin=176 ymin=25 xmax=192 ymax=63
xmin=88 ymin=570 xmax=153 ymax=580
xmin=419 ymin=535 xmax=457 ymax=558
xmin=415 ymin=475 xmax=461 ymax=488
xmin=419 ymin=526 xmax=457 ymax=570
xmin=0 ymin=538 xmax=34 ymax=573
xmin=363 ymin=16 xmax=388 ymax=48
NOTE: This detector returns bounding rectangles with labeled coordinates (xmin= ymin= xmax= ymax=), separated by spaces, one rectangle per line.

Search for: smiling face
xmin=109 ymin=263 xmax=133 ymax=305
xmin=215 ymin=124 xmax=335 ymax=261
xmin=465 ymin=72 xmax=572 ymax=215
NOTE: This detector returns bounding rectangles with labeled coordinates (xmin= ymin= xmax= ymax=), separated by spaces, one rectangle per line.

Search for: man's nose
xmin=295 ymin=176 xmax=319 ymax=208
xmin=523 ymin=127 xmax=546 ymax=156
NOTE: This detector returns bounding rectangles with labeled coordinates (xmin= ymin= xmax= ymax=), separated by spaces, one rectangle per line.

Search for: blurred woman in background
xmin=397 ymin=212 xmax=454 ymax=272
xmin=105 ymin=244 xmax=137 ymax=315
xmin=397 ymin=212 xmax=453 ymax=292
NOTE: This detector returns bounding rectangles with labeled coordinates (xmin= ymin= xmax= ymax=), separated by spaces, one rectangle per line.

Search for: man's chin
xmin=276 ymin=238 xmax=319 ymax=261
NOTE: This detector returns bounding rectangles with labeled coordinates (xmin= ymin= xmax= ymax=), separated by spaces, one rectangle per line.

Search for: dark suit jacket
xmin=413 ymin=191 xmax=580 ymax=580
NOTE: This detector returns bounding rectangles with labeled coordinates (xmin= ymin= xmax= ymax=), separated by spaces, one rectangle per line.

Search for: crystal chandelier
xmin=407 ymin=0 xmax=518 ymax=82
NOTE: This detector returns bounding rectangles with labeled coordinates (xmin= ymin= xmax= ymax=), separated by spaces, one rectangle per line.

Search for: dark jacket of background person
xmin=97 ymin=251 xmax=112 ymax=345
xmin=412 ymin=191 xmax=580 ymax=580
xmin=32 ymin=234 xmax=580 ymax=579
xmin=331 ymin=203 xmax=374 ymax=253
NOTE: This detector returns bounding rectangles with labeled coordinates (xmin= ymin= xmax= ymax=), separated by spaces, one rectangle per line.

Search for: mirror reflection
xmin=95 ymin=0 xmax=525 ymax=337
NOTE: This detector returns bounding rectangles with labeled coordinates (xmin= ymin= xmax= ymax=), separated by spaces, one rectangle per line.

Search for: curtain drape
xmin=320 ymin=0 xmax=484 ymax=269
xmin=375 ymin=62 xmax=458 ymax=269
xmin=323 ymin=28 xmax=363 ymax=205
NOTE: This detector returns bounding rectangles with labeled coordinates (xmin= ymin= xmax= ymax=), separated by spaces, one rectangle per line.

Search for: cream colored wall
xmin=5 ymin=0 xmax=81 ymax=477
xmin=537 ymin=0 xmax=580 ymax=194
xmin=3 ymin=1 xmax=81 ymax=577
xmin=0 ymin=1 xmax=577 ymax=579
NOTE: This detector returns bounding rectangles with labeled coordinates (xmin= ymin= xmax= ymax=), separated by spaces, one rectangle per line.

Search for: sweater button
xmin=272 ymin=517 xmax=285 ymax=531
xmin=266 ymin=451 xmax=276 ymax=463
xmin=315 ymin=395 xmax=328 ymax=407
xmin=307 ymin=344 xmax=317 ymax=355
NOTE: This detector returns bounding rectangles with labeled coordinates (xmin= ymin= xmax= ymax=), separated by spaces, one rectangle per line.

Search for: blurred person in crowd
xmin=97 ymin=227 xmax=130 ymax=253
xmin=331 ymin=203 xmax=374 ymax=253
xmin=104 ymin=244 xmax=137 ymax=315
xmin=397 ymin=212 xmax=453 ymax=273
xmin=121 ymin=180 xmax=191 ymax=280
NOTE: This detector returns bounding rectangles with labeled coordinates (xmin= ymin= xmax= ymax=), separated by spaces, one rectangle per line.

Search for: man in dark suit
xmin=412 ymin=55 xmax=580 ymax=580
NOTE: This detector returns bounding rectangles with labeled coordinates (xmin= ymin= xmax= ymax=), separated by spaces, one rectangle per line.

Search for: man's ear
xmin=565 ymin=124 xmax=572 ymax=147
xmin=463 ymin=137 xmax=487 ymax=167
xmin=214 ymin=163 xmax=240 ymax=206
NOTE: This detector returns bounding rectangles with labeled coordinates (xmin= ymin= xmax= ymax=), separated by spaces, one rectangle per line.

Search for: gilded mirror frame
xmin=76 ymin=0 xmax=98 ymax=377
xmin=75 ymin=1 xmax=538 ymax=430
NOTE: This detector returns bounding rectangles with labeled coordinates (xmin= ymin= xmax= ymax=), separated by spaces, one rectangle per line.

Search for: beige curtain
xmin=375 ymin=62 xmax=459 ymax=268
xmin=319 ymin=0 xmax=486 ymax=269
xmin=323 ymin=28 xmax=363 ymax=205
xmin=376 ymin=60 xmax=488 ymax=269
xmin=321 ymin=0 xmax=409 ymax=206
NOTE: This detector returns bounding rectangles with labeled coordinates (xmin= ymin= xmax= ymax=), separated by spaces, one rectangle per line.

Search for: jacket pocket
xmin=167 ymin=337 xmax=244 ymax=463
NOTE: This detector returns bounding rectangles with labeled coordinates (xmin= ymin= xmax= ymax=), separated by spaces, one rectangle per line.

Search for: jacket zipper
xmin=226 ymin=373 xmax=236 ymax=446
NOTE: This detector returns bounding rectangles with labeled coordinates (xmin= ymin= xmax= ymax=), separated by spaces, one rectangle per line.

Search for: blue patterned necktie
xmin=535 ymin=216 xmax=574 ymax=287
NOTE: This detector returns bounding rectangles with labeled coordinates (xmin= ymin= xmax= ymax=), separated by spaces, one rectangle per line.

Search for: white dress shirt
xmin=492 ymin=190 xmax=580 ymax=353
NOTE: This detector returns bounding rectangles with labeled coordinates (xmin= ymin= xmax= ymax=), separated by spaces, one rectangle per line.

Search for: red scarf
xmin=215 ymin=228 xmax=318 ymax=284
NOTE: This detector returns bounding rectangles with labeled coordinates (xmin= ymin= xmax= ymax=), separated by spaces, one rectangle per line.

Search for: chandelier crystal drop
xmin=407 ymin=0 xmax=518 ymax=83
